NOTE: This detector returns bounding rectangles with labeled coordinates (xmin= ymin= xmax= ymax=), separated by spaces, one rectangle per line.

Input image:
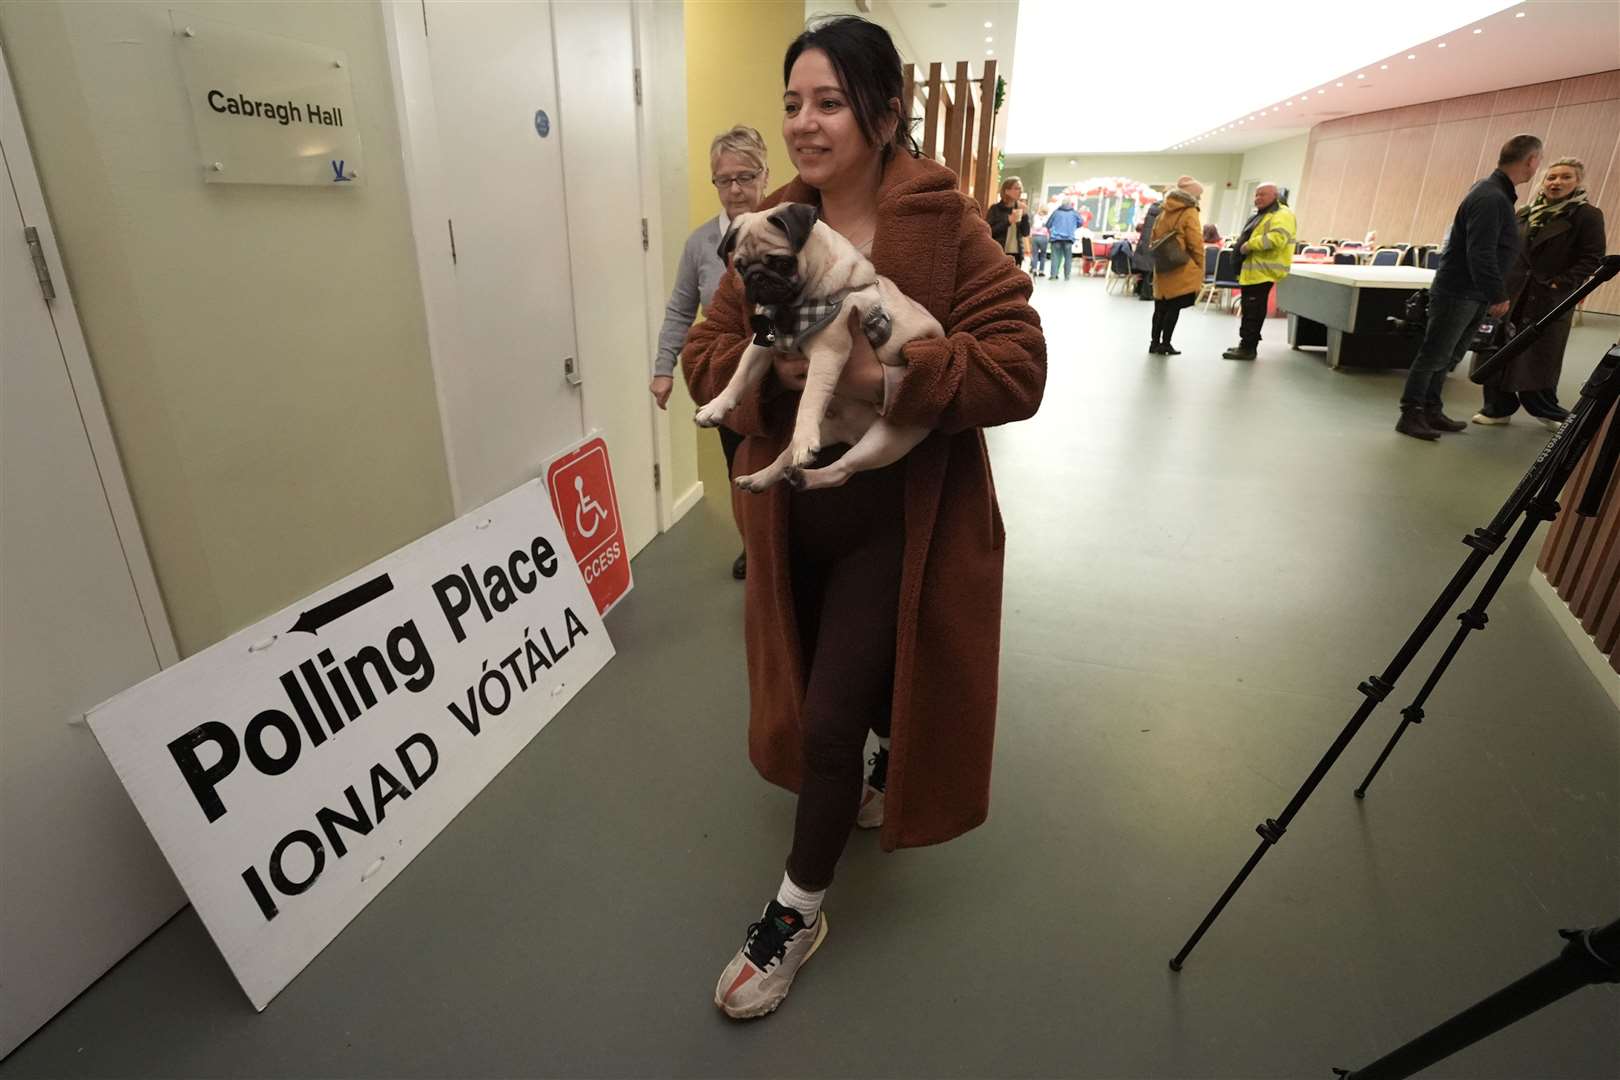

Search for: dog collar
xmin=753 ymin=291 xmax=852 ymax=353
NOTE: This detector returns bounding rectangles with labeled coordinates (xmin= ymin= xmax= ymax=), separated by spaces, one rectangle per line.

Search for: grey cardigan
xmin=654 ymin=214 xmax=730 ymax=377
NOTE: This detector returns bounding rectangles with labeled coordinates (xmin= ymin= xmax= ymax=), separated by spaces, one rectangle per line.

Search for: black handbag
xmin=1150 ymin=228 xmax=1190 ymax=271
xmin=1466 ymin=314 xmax=1517 ymax=384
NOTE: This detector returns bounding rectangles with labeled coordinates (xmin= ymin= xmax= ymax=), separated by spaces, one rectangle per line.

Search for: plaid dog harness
xmin=751 ymin=290 xmax=893 ymax=353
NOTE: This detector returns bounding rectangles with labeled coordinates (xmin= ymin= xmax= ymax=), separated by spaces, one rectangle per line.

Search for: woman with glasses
xmin=652 ymin=125 xmax=769 ymax=579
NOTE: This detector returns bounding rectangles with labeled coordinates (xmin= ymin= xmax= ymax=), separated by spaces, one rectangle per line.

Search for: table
xmin=1081 ymin=238 xmax=1114 ymax=275
xmin=1275 ymin=264 xmax=1435 ymax=370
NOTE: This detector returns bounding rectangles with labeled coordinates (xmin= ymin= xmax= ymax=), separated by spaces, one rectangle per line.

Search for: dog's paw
xmin=789 ymin=438 xmax=821 ymax=468
xmin=794 ymin=465 xmax=850 ymax=491
xmin=785 ymin=467 xmax=807 ymax=491
xmin=693 ymin=401 xmax=731 ymax=428
xmin=734 ymin=470 xmax=776 ymax=493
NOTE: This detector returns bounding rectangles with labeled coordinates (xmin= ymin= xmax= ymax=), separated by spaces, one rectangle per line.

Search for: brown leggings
xmin=784 ymin=451 xmax=905 ymax=891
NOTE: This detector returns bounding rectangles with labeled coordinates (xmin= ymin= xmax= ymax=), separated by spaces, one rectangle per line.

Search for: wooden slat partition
xmin=974 ymin=60 xmax=997 ymax=210
xmin=943 ymin=61 xmax=969 ymax=182
xmin=1296 ymin=69 xmax=1620 ymax=313
xmin=906 ymin=59 xmax=1002 ymax=209
xmin=1537 ymin=406 xmax=1620 ymax=672
xmin=922 ymin=62 xmax=942 ymax=160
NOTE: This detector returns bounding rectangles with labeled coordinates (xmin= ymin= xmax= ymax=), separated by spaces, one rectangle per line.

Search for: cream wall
xmin=641 ymin=1 xmax=699 ymax=507
xmin=1232 ymin=134 xmax=1309 ymax=235
xmin=0 ymin=0 xmax=453 ymax=656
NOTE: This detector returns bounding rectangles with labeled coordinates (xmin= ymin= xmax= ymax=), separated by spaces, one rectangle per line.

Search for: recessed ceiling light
xmin=1336 ymin=81 xmax=1344 ymax=87
xmin=1317 ymin=89 xmax=1326 ymax=95
xmin=1248 ymin=114 xmax=1256 ymax=120
xmin=1407 ymin=53 xmax=1417 ymax=59
xmin=1380 ymin=64 xmax=1388 ymax=69
xmin=1069 ymin=159 xmax=1076 ymax=166
xmin=1238 ymin=120 xmax=1245 ymax=125
xmin=984 ymin=20 xmax=993 ymax=28
xmin=1437 ymin=42 xmax=1447 ymax=48
xmin=985 ymin=36 xmax=993 ymax=42
xmin=1515 ymin=9 xmax=1526 ymax=16
xmin=1358 ymin=73 xmax=1367 ymax=78
xmin=1285 ymin=101 xmax=1293 ymax=106
xmin=1473 ymin=27 xmax=1483 ymax=33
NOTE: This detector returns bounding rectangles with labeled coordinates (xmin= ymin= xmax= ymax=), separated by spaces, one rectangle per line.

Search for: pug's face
xmin=719 ymin=203 xmax=819 ymax=306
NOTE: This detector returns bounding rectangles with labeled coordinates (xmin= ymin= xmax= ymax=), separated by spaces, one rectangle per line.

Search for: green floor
xmin=4 ymin=280 xmax=1617 ymax=1078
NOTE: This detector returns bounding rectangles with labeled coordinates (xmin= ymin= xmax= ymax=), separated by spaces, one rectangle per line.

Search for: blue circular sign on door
xmin=534 ymin=109 xmax=551 ymax=138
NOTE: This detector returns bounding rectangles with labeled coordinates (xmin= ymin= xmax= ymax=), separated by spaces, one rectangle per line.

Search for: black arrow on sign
xmin=287 ymin=574 xmax=395 ymax=635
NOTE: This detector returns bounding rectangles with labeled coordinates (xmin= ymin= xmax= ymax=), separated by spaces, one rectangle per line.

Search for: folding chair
xmin=1201 ymin=248 xmax=1242 ymax=311
xmin=1104 ymin=240 xmax=1136 ymax=295
xmin=1194 ymin=244 xmax=1221 ymax=306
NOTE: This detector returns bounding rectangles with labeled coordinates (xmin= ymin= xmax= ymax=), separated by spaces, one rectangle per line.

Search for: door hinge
xmin=447 ymin=218 xmax=457 ymax=265
xmin=641 ymin=218 xmax=649 ymax=251
xmin=653 ymin=463 xmax=661 ymax=489
xmin=633 ymin=67 xmax=642 ymax=105
xmin=25 ymin=227 xmax=56 ymax=300
xmin=563 ymin=356 xmax=582 ymax=386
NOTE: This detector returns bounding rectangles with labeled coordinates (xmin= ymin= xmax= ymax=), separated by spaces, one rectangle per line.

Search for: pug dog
xmin=693 ymin=203 xmax=941 ymax=492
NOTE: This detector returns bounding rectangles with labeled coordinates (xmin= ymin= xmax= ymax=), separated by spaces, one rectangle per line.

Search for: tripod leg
xmin=1353 ymin=496 xmax=1558 ymax=798
xmin=1169 ymin=374 xmax=1620 ymax=970
xmin=1332 ymin=919 xmax=1620 ymax=1080
xmin=1355 ymin=389 xmax=1618 ymax=799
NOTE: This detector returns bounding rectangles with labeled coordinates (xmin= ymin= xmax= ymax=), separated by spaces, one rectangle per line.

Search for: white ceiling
xmin=1004 ymin=0 xmax=1619 ymax=156
xmin=1169 ymin=0 xmax=1620 ymax=154
xmin=810 ymin=0 xmax=1020 ymax=84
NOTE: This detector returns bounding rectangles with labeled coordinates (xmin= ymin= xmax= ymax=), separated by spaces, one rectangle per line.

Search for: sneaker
xmin=856 ymin=746 xmax=888 ymax=830
xmin=1471 ymin=413 xmax=1511 ymax=426
xmin=714 ymin=901 xmax=828 ymax=1019
xmin=1534 ymin=415 xmax=1567 ymax=432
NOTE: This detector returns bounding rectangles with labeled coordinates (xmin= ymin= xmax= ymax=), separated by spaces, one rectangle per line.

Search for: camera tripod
xmin=1170 ymin=254 xmax=1620 ymax=972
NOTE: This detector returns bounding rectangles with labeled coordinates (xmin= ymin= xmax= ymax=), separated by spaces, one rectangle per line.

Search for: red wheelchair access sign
xmin=545 ymin=436 xmax=632 ymax=615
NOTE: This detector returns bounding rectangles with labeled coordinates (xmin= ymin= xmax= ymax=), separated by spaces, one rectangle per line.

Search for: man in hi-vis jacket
xmin=1222 ymin=183 xmax=1296 ymax=361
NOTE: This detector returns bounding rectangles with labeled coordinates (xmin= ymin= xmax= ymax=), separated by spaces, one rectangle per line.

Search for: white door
xmin=0 ymin=57 xmax=183 ymax=1057
xmin=421 ymin=0 xmax=585 ymax=511
xmin=552 ymin=0 xmax=658 ymax=557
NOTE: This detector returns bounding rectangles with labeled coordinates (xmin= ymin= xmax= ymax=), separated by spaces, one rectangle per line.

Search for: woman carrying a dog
xmin=683 ymin=15 xmax=1046 ymax=1020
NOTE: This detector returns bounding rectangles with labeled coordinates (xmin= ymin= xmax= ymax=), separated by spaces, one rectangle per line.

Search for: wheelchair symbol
xmin=574 ymin=475 xmax=608 ymax=538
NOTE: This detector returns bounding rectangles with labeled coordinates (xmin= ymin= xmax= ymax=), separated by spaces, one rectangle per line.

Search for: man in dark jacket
xmin=987 ymin=176 xmax=1031 ymax=268
xmin=1396 ymin=134 xmax=1543 ymax=440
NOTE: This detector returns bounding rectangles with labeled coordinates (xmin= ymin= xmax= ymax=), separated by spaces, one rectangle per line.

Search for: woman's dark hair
xmin=783 ymin=16 xmax=919 ymax=159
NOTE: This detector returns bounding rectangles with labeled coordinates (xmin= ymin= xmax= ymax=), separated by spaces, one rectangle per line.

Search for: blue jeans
xmin=1400 ymin=291 xmax=1488 ymax=409
xmin=1031 ymin=236 xmax=1049 ymax=274
xmin=1049 ymin=240 xmax=1073 ymax=279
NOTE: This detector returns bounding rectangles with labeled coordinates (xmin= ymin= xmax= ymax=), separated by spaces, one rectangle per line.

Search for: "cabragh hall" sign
xmin=174 ymin=14 xmax=365 ymax=187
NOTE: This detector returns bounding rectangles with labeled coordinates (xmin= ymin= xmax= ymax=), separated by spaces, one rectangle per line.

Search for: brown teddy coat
xmin=682 ymin=152 xmax=1046 ymax=852
xmin=1151 ymin=189 xmax=1206 ymax=300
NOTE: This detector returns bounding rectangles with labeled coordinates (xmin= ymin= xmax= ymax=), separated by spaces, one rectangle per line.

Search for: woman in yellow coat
xmin=1148 ymin=176 xmax=1205 ymax=355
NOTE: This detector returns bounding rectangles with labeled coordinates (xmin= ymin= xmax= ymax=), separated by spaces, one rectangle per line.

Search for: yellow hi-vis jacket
xmin=1238 ymin=203 xmax=1297 ymax=285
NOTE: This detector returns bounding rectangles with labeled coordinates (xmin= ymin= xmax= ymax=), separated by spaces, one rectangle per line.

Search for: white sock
xmin=776 ymin=872 xmax=826 ymax=925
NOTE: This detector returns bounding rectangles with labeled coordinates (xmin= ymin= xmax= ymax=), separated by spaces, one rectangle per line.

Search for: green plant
xmin=994 ymin=75 xmax=1005 ymax=114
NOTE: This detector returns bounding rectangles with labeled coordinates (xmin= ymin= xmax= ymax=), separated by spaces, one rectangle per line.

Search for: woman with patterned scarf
xmin=1473 ymin=156 xmax=1607 ymax=429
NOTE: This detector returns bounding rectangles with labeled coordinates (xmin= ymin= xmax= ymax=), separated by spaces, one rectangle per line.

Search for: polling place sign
xmin=87 ymin=481 xmax=612 ymax=1009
